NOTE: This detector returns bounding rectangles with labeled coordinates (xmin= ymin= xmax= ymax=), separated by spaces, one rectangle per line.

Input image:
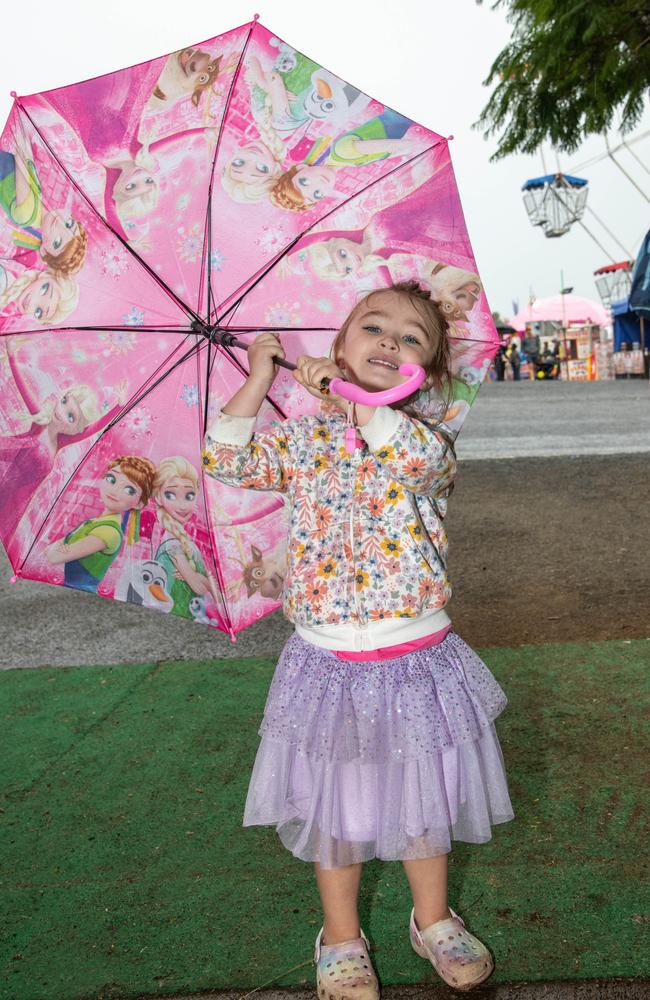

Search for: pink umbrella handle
xmin=328 ymin=364 xmax=426 ymax=405
xmin=209 ymin=332 xmax=425 ymax=405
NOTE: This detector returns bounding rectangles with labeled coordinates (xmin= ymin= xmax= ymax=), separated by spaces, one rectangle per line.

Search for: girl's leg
xmin=402 ymin=854 xmax=451 ymax=929
xmin=315 ymin=861 xmax=363 ymax=944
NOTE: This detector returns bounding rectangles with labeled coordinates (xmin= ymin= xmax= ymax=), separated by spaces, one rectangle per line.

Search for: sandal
xmin=314 ymin=927 xmax=380 ymax=1000
xmin=409 ymin=907 xmax=494 ymax=991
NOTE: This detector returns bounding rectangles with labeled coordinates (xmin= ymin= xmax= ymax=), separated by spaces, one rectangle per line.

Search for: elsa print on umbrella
xmin=0 ymin=350 xmax=128 ymax=549
xmin=152 ymin=455 xmax=221 ymax=621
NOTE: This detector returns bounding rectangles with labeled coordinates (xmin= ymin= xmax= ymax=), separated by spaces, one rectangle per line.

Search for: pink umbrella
xmin=0 ymin=16 xmax=498 ymax=640
xmin=509 ymin=294 xmax=609 ymax=331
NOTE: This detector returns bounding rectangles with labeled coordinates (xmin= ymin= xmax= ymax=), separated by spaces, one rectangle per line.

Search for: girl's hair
xmin=153 ymin=456 xmax=200 ymax=568
xmin=269 ymin=166 xmax=309 ymax=212
xmin=106 ymin=455 xmax=157 ymax=506
xmin=26 ymin=384 xmax=101 ymax=432
xmin=0 ymin=269 xmax=79 ymax=324
xmin=41 ymin=222 xmax=88 ymax=276
xmin=331 ymin=280 xmax=454 ymax=413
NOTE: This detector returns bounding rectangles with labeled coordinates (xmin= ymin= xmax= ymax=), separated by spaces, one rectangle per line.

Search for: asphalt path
xmin=1 ymin=380 xmax=648 ymax=669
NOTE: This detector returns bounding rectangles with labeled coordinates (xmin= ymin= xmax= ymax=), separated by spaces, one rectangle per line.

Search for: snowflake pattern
xmin=122 ymin=308 xmax=145 ymax=327
xmin=264 ymin=302 xmax=302 ymax=327
xmin=101 ymin=249 xmax=129 ymax=278
xmin=177 ymin=223 xmax=203 ymax=263
xmin=99 ymin=330 xmax=137 ymax=355
xmin=210 ymin=248 xmax=225 ymax=271
xmin=256 ymin=227 xmax=288 ymax=256
xmin=122 ymin=407 xmax=153 ymax=437
xmin=180 ymin=383 xmax=199 ymax=407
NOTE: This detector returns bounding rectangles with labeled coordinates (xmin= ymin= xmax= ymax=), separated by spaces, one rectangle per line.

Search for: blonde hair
xmin=220 ymin=134 xmax=283 ymax=204
xmin=153 ymin=456 xmax=200 ymax=567
xmin=24 ymin=383 xmax=101 ymax=433
xmin=40 ymin=221 xmax=88 ymax=276
xmin=113 ymin=149 xmax=160 ymax=220
xmin=0 ymin=269 xmax=79 ymax=324
xmin=331 ymin=280 xmax=454 ymax=412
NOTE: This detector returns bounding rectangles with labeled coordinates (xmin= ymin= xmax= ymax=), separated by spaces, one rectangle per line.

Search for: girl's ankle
xmin=322 ymin=924 xmax=362 ymax=946
xmin=414 ymin=906 xmax=452 ymax=930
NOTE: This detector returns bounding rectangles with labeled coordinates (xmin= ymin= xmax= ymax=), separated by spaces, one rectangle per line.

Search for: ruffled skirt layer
xmin=243 ymin=631 xmax=514 ymax=868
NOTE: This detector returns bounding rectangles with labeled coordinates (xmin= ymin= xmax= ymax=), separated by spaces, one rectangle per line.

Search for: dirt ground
xmin=447 ymin=453 xmax=650 ymax=648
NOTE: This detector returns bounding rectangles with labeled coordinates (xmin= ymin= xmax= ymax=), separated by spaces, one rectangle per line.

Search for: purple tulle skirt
xmin=243 ymin=630 xmax=514 ymax=868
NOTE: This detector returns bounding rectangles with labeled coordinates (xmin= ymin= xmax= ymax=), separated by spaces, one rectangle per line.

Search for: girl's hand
xmin=293 ymin=355 xmax=347 ymax=410
xmin=248 ymin=332 xmax=285 ymax=387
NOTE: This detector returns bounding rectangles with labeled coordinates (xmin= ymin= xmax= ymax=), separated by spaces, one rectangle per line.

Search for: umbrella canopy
xmin=509 ymin=294 xmax=609 ymax=332
xmin=0 ymin=17 xmax=498 ymax=640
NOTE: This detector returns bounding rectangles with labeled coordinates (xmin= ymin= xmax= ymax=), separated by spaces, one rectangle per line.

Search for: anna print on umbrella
xmin=202 ymin=281 xmax=513 ymax=993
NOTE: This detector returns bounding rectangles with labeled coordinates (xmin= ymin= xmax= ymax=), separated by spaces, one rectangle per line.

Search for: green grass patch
xmin=1 ymin=640 xmax=649 ymax=1000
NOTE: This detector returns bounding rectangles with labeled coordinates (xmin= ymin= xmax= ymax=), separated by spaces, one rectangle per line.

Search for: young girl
xmin=202 ymin=281 xmax=513 ymax=993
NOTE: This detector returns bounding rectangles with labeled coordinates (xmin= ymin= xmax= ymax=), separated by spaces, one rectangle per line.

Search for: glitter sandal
xmin=314 ymin=927 xmax=380 ymax=1000
xmin=409 ymin=907 xmax=494 ymax=991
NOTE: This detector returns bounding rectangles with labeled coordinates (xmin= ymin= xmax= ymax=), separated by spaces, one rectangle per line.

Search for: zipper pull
xmin=345 ymin=400 xmax=356 ymax=454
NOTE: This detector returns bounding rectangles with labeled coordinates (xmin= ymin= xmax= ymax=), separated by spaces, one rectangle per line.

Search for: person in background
xmin=507 ymin=342 xmax=521 ymax=381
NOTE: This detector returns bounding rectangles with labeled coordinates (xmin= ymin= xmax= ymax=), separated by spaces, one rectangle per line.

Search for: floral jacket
xmin=202 ymin=402 xmax=457 ymax=648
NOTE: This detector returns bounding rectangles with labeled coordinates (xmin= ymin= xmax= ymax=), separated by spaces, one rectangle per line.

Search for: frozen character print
xmin=269 ymin=108 xmax=420 ymax=212
xmin=0 ymin=265 xmax=79 ymax=324
xmin=153 ymin=455 xmax=219 ymax=620
xmin=0 ymin=365 xmax=128 ymax=546
xmin=145 ymin=46 xmax=238 ymax=114
xmin=0 ymin=136 xmax=88 ymax=276
xmin=247 ymin=44 xmax=367 ymax=139
xmin=114 ymin=557 xmax=174 ymax=612
xmin=45 ymin=455 xmax=156 ymax=594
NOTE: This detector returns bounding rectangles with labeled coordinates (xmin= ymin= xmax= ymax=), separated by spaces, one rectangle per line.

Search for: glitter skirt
xmin=243 ymin=630 xmax=514 ymax=868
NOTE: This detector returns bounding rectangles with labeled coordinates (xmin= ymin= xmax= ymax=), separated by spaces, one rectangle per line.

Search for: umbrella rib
xmin=15 ymin=100 xmax=201 ymax=327
xmin=213 ymin=141 xmax=445 ymax=327
xmin=194 ymin=348 xmax=234 ymax=637
xmin=201 ymin=18 xmax=257 ymax=323
xmin=1 ymin=325 xmax=192 ymax=338
xmin=17 ymin=334 xmax=198 ymax=570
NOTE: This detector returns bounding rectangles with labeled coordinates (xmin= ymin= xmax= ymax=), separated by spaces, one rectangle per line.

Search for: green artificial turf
xmin=1 ymin=640 xmax=649 ymax=1000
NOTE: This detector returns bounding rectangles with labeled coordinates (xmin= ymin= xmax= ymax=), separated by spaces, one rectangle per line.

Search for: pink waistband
xmin=332 ymin=624 xmax=452 ymax=661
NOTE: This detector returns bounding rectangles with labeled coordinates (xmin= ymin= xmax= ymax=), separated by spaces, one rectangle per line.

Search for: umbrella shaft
xmin=211 ymin=330 xmax=298 ymax=373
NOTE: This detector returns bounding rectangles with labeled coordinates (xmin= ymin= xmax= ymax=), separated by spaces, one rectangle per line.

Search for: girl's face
xmin=41 ymin=211 xmax=79 ymax=257
xmin=249 ymin=562 xmax=284 ymax=599
xmin=326 ymin=238 xmax=365 ymax=276
xmin=51 ymin=392 xmax=84 ymax=435
xmin=291 ymin=164 xmax=335 ymax=205
xmin=228 ymin=142 xmax=278 ymax=186
xmin=158 ymin=476 xmax=198 ymax=523
xmin=337 ymin=291 xmax=435 ymax=392
xmin=100 ymin=467 xmax=143 ymax=513
xmin=114 ymin=165 xmax=156 ymax=202
xmin=17 ymin=274 xmax=61 ymax=323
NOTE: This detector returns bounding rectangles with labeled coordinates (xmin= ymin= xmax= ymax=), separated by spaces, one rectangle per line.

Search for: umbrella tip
xmin=9 ymin=574 xmax=17 ymax=584
xmin=447 ymin=134 xmax=455 ymax=141
xmin=253 ymin=12 xmax=260 ymax=20
xmin=10 ymin=91 xmax=17 ymax=99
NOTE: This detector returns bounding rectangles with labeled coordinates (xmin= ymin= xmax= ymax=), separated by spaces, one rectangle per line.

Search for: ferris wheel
xmin=521 ymin=129 xmax=650 ymax=304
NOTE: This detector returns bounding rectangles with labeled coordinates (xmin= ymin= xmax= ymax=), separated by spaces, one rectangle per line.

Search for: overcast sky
xmin=3 ymin=0 xmax=649 ymax=319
